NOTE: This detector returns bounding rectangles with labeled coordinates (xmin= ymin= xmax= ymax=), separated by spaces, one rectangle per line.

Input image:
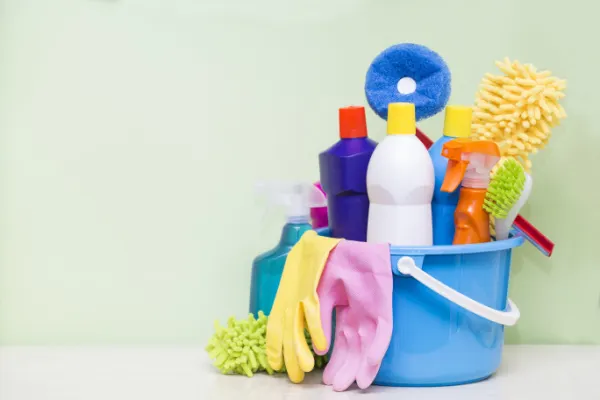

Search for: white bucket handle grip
xmin=396 ymin=256 xmax=520 ymax=326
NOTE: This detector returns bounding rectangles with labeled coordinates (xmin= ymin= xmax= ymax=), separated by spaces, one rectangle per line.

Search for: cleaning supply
xmin=366 ymin=102 xmax=435 ymax=246
xmin=430 ymin=105 xmax=473 ymax=245
xmin=363 ymin=46 xmax=556 ymax=254
xmin=205 ymin=312 xmax=328 ymax=377
xmin=493 ymin=172 xmax=533 ymax=242
xmin=319 ymin=106 xmax=377 ymax=241
xmin=375 ymin=234 xmax=523 ymax=386
xmin=440 ymin=138 xmax=501 ymax=244
xmin=365 ymin=43 xmax=451 ymax=121
xmin=468 ymin=57 xmax=564 ymax=254
xmin=314 ymin=240 xmax=393 ymax=392
xmin=249 ymin=182 xmax=326 ymax=317
xmin=206 ymin=312 xmax=273 ymax=377
xmin=484 ymin=158 xmax=532 ymax=240
xmin=471 ymin=58 xmax=567 ymax=172
xmin=266 ymin=231 xmax=341 ymax=384
xmin=310 ymin=182 xmax=329 ymax=229
xmin=485 ymin=158 xmax=526 ymax=221
xmin=412 ymin=125 xmax=554 ymax=256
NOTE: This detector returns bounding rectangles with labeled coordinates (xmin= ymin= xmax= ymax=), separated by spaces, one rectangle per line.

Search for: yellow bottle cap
xmin=443 ymin=105 xmax=472 ymax=138
xmin=387 ymin=102 xmax=416 ymax=135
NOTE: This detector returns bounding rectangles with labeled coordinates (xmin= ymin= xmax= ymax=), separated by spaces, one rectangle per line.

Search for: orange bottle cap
xmin=339 ymin=106 xmax=368 ymax=139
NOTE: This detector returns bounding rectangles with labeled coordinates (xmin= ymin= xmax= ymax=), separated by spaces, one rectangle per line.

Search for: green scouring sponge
xmin=205 ymin=311 xmax=328 ymax=377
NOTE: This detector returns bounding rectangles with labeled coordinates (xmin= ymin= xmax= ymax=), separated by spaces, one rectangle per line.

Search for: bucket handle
xmin=396 ymin=256 xmax=520 ymax=326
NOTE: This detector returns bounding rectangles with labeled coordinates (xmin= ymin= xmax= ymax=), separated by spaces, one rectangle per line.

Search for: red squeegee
xmin=416 ymin=128 xmax=554 ymax=257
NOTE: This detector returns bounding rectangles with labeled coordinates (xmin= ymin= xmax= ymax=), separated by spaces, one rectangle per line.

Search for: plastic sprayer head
xmin=255 ymin=181 xmax=327 ymax=223
xmin=440 ymin=139 xmax=501 ymax=191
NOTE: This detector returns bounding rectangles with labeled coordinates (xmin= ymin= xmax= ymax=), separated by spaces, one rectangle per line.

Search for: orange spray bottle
xmin=440 ymin=139 xmax=500 ymax=245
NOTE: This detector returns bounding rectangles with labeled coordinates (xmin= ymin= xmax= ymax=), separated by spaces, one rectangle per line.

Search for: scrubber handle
xmin=396 ymin=256 xmax=520 ymax=326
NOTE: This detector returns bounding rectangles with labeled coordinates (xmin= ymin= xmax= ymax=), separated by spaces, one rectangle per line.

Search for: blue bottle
xmin=319 ymin=106 xmax=377 ymax=242
xmin=430 ymin=105 xmax=472 ymax=245
xmin=249 ymin=182 xmax=326 ymax=317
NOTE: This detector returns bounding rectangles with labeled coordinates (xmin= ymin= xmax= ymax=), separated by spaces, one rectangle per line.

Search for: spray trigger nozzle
xmin=255 ymin=181 xmax=326 ymax=222
xmin=440 ymin=139 xmax=501 ymax=191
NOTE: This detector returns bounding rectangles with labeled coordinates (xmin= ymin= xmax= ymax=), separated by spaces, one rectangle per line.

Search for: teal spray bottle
xmin=249 ymin=181 xmax=327 ymax=317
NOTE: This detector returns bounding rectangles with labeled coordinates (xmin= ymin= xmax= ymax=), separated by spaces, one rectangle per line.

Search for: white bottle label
xmin=366 ymin=135 xmax=435 ymax=246
xmin=367 ymin=203 xmax=433 ymax=246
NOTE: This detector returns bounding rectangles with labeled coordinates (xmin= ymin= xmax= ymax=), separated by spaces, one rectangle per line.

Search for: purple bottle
xmin=319 ymin=106 xmax=377 ymax=241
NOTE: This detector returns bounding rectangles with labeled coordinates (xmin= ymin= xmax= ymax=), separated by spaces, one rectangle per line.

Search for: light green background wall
xmin=0 ymin=0 xmax=597 ymax=345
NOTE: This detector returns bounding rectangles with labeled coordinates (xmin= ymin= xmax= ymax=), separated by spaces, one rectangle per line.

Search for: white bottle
xmin=366 ymin=102 xmax=435 ymax=246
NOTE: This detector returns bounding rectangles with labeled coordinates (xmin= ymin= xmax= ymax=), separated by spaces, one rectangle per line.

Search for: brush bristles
xmin=484 ymin=158 xmax=526 ymax=219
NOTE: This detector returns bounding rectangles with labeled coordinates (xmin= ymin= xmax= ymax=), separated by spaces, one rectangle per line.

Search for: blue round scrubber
xmin=365 ymin=43 xmax=451 ymax=121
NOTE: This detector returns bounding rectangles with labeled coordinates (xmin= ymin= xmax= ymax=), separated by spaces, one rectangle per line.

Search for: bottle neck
xmin=340 ymin=136 xmax=367 ymax=140
xmin=288 ymin=215 xmax=310 ymax=224
xmin=459 ymin=187 xmax=488 ymax=203
xmin=279 ymin=219 xmax=312 ymax=246
xmin=462 ymin=170 xmax=491 ymax=188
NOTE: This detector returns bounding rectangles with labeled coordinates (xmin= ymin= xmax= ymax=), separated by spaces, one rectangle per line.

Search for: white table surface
xmin=0 ymin=345 xmax=599 ymax=399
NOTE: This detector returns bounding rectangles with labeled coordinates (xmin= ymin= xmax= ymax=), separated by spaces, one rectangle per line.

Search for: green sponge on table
xmin=205 ymin=311 xmax=328 ymax=377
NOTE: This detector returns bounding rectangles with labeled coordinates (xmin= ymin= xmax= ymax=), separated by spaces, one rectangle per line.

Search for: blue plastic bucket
xmin=317 ymin=228 xmax=524 ymax=387
xmin=376 ymin=236 xmax=524 ymax=386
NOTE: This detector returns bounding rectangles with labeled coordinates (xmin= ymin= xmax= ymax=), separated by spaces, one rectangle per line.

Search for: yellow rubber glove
xmin=266 ymin=230 xmax=341 ymax=383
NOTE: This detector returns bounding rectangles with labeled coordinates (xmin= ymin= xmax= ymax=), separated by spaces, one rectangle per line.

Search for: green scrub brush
xmin=205 ymin=311 xmax=328 ymax=377
xmin=483 ymin=157 xmax=531 ymax=240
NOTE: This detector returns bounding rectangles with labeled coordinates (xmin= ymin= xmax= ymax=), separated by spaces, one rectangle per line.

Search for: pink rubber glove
xmin=314 ymin=240 xmax=393 ymax=392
